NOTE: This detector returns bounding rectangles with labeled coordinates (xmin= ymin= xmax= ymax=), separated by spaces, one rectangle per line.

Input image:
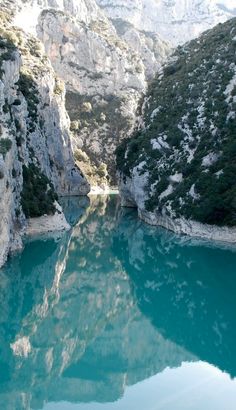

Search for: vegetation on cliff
xmin=21 ymin=164 xmax=58 ymax=218
xmin=117 ymin=18 xmax=236 ymax=226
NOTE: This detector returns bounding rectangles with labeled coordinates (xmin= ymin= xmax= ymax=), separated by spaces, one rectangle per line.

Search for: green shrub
xmin=2 ymin=100 xmax=9 ymax=113
xmin=0 ymin=138 xmax=12 ymax=158
xmin=97 ymin=163 xmax=107 ymax=178
xmin=12 ymin=168 xmax=17 ymax=178
xmin=17 ymin=72 xmax=39 ymax=131
xmin=12 ymin=99 xmax=21 ymax=106
xmin=21 ymin=164 xmax=58 ymax=218
xmin=54 ymin=77 xmax=65 ymax=95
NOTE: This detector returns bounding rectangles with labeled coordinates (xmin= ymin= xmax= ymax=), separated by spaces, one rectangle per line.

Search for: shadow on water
xmin=0 ymin=195 xmax=235 ymax=409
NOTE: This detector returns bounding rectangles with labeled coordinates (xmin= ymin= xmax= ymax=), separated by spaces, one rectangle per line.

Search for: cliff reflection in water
xmin=0 ymin=195 xmax=236 ymax=409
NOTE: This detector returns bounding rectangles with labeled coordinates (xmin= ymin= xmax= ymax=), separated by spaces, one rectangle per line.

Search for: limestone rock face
xmin=111 ymin=19 xmax=170 ymax=80
xmin=37 ymin=7 xmax=146 ymax=183
xmin=97 ymin=0 xmax=236 ymax=46
xmin=0 ymin=14 xmax=89 ymax=268
xmin=14 ymin=0 xmax=103 ymax=31
xmin=8 ymin=0 xmax=168 ymax=185
xmin=117 ymin=18 xmax=236 ymax=242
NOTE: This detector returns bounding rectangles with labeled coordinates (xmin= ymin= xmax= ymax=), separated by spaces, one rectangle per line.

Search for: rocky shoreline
xmin=119 ymin=176 xmax=236 ymax=244
xmin=138 ymin=209 xmax=236 ymax=244
xmin=25 ymin=203 xmax=70 ymax=237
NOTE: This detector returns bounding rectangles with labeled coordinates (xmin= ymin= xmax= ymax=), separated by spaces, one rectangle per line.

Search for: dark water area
xmin=0 ymin=195 xmax=236 ymax=410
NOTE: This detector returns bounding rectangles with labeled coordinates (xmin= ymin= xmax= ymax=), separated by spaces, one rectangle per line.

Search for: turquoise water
xmin=0 ymin=195 xmax=236 ymax=410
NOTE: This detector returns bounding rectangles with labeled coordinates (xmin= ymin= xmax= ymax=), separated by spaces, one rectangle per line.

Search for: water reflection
xmin=114 ymin=208 xmax=236 ymax=378
xmin=0 ymin=195 xmax=235 ymax=410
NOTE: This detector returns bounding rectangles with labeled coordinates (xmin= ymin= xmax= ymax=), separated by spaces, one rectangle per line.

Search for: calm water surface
xmin=0 ymin=195 xmax=236 ymax=410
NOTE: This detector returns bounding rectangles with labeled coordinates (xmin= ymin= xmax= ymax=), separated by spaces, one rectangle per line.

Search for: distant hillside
xmin=97 ymin=0 xmax=235 ymax=45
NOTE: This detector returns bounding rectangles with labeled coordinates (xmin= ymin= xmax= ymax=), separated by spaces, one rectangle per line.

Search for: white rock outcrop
xmin=26 ymin=204 xmax=70 ymax=236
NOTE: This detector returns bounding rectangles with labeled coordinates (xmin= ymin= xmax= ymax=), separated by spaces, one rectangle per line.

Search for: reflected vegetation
xmin=114 ymin=208 xmax=236 ymax=378
xmin=0 ymin=195 xmax=236 ymax=409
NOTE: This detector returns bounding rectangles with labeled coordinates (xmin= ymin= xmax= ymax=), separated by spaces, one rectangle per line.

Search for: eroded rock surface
xmin=0 ymin=10 xmax=89 ymax=267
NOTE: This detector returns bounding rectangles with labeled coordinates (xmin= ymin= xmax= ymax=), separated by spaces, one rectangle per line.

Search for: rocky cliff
xmin=97 ymin=0 xmax=236 ymax=46
xmin=37 ymin=5 xmax=147 ymax=185
xmin=6 ymin=0 xmax=234 ymax=187
xmin=117 ymin=18 xmax=236 ymax=242
xmin=0 ymin=9 xmax=89 ymax=268
xmin=9 ymin=0 xmax=149 ymax=186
